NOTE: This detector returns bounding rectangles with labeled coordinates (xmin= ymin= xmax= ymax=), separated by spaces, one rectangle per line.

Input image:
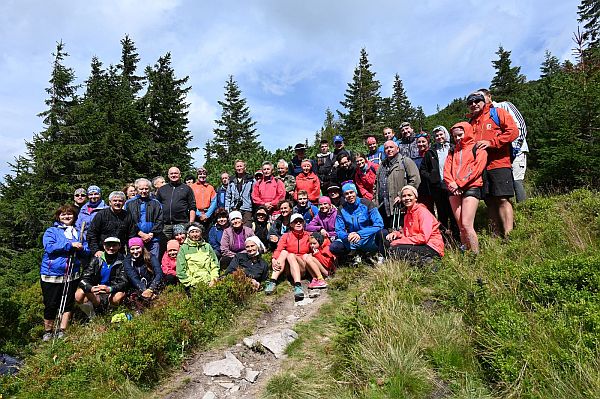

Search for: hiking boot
xmin=264 ymin=281 xmax=276 ymax=295
xmin=308 ymin=278 xmax=328 ymax=289
xmin=42 ymin=331 xmax=53 ymax=342
xmin=293 ymin=285 xmax=305 ymax=301
xmin=351 ymin=254 xmax=362 ymax=267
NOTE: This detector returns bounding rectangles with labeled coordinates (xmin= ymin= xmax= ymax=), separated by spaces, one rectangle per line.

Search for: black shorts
xmin=41 ymin=279 xmax=79 ymax=320
xmin=462 ymin=187 xmax=482 ymax=200
xmin=484 ymin=168 xmax=514 ymax=198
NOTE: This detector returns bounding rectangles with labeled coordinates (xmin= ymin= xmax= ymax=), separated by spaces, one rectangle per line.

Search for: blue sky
xmin=0 ymin=0 xmax=580 ymax=178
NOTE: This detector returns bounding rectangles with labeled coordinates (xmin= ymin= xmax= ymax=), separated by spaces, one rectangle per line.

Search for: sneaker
xmin=264 ymin=281 xmax=276 ymax=295
xmin=352 ymin=255 xmax=362 ymax=267
xmin=377 ymin=256 xmax=385 ymax=265
xmin=56 ymin=330 xmax=65 ymax=339
xmin=308 ymin=278 xmax=328 ymax=289
xmin=293 ymin=285 xmax=305 ymax=301
xmin=42 ymin=331 xmax=53 ymax=342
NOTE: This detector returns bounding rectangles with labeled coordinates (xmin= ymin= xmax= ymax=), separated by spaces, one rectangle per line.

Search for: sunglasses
xmin=74 ymin=194 xmax=86 ymax=197
xmin=467 ymin=99 xmax=483 ymax=105
xmin=291 ymin=220 xmax=303 ymax=224
xmin=256 ymin=213 xmax=267 ymax=217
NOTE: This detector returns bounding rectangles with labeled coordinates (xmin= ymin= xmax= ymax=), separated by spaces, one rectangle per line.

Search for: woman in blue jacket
xmin=124 ymin=237 xmax=163 ymax=300
xmin=40 ymin=205 xmax=90 ymax=341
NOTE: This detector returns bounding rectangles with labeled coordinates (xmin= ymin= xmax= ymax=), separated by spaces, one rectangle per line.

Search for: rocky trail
xmin=155 ymin=286 xmax=330 ymax=399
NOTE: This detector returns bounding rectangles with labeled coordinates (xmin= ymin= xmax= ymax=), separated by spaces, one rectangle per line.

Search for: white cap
xmin=290 ymin=213 xmax=305 ymax=223
xmin=229 ymin=210 xmax=243 ymax=222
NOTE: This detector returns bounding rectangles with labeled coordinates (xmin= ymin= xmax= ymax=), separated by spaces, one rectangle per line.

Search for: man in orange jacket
xmin=467 ymin=92 xmax=519 ymax=237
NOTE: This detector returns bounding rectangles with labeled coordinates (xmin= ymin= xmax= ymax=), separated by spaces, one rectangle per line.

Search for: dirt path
xmin=155 ymin=286 xmax=330 ymax=399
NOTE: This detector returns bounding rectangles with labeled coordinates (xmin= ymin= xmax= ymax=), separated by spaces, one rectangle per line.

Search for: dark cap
xmin=294 ymin=143 xmax=307 ymax=151
xmin=466 ymin=93 xmax=485 ymax=104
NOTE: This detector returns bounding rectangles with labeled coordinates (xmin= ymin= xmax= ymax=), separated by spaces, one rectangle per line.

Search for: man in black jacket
xmin=87 ymin=191 xmax=136 ymax=257
xmin=157 ymin=166 xmax=196 ymax=240
xmin=75 ymin=236 xmax=128 ymax=310
xmin=125 ymin=178 xmax=164 ymax=259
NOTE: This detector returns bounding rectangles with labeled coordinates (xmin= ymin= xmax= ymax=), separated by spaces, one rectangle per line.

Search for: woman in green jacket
xmin=176 ymin=223 xmax=219 ymax=288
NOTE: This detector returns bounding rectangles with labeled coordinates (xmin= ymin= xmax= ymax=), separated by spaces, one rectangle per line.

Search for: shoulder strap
xmin=489 ymin=106 xmax=500 ymax=127
xmin=472 ymin=145 xmax=478 ymax=158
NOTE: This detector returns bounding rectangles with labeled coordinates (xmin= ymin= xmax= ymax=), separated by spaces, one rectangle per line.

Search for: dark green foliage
xmin=578 ymin=0 xmax=600 ymax=51
xmin=380 ymin=74 xmax=415 ymax=131
xmin=338 ymin=48 xmax=382 ymax=145
xmin=424 ymin=97 xmax=467 ymax=132
xmin=0 ymin=273 xmax=254 ymax=397
xmin=490 ymin=46 xmax=526 ymax=101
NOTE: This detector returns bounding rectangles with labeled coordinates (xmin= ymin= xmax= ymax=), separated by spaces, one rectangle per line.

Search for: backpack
xmin=471 ymin=106 xmax=515 ymax=162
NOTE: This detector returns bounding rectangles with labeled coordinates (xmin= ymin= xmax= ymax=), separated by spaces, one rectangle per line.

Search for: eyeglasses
xmin=74 ymin=194 xmax=86 ymax=197
xmin=198 ymin=173 xmax=207 ymax=176
xmin=467 ymin=100 xmax=482 ymax=106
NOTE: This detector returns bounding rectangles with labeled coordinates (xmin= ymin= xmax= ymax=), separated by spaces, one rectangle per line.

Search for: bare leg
xmin=270 ymin=250 xmax=289 ymax=280
xmin=60 ymin=312 xmax=71 ymax=330
xmin=110 ymin=292 xmax=126 ymax=306
xmin=449 ymin=196 xmax=465 ymax=246
xmin=302 ymin=254 xmax=324 ymax=280
xmin=484 ymin=198 xmax=500 ymax=236
xmin=286 ymin=253 xmax=306 ymax=283
xmin=496 ymin=197 xmax=514 ymax=237
xmin=460 ymin=197 xmax=481 ymax=253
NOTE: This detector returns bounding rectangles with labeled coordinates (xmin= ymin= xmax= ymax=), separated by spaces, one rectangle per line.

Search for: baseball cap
xmin=333 ymin=135 xmax=344 ymax=143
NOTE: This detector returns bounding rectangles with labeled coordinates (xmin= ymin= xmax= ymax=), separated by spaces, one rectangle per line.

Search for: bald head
xmin=383 ymin=140 xmax=399 ymax=158
xmin=168 ymin=167 xmax=181 ymax=183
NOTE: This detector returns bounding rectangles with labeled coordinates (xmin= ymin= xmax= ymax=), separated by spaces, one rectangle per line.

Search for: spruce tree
xmin=143 ymin=52 xmax=194 ymax=174
xmin=578 ymin=0 xmax=600 ymax=49
xmin=117 ymin=35 xmax=144 ymax=96
xmin=316 ymin=108 xmax=342 ymax=145
xmin=208 ymin=75 xmax=260 ymax=168
xmin=338 ymin=48 xmax=382 ymax=144
xmin=490 ymin=46 xmax=526 ymax=101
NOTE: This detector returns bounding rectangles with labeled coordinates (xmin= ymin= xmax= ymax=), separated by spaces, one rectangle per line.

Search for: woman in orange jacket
xmin=294 ymin=160 xmax=321 ymax=202
xmin=386 ymin=185 xmax=444 ymax=263
xmin=443 ymin=122 xmax=488 ymax=253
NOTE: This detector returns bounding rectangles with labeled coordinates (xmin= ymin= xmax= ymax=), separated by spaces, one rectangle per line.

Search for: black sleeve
xmin=87 ymin=212 xmax=102 ymax=254
xmin=186 ymin=186 xmax=196 ymax=213
xmin=151 ymin=201 xmax=164 ymax=235
xmin=225 ymin=253 xmax=242 ymax=276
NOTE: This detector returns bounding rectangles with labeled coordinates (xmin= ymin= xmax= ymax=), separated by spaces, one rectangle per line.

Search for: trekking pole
xmin=53 ymin=221 xmax=85 ymax=342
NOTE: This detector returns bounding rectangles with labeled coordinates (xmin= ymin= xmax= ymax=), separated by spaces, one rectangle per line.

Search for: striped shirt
xmin=493 ymin=101 xmax=529 ymax=154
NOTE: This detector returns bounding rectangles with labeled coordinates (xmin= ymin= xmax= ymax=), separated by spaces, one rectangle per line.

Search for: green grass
xmin=264 ymin=189 xmax=600 ymax=399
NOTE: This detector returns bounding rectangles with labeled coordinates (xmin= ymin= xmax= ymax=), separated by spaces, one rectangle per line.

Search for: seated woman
xmin=306 ymin=196 xmax=337 ymax=239
xmin=161 ymin=239 xmax=180 ymax=285
xmin=76 ymin=236 xmax=128 ymax=313
xmin=386 ymin=185 xmax=444 ymax=264
xmin=40 ymin=204 xmax=89 ymax=341
xmin=443 ymin=122 xmax=487 ymax=253
xmin=208 ymin=208 xmax=229 ymax=258
xmin=265 ymin=213 xmax=325 ymax=301
xmin=220 ymin=211 xmax=255 ymax=270
xmin=176 ymin=223 xmax=219 ymax=288
xmin=224 ymin=236 xmax=269 ymax=290
xmin=267 ymin=199 xmax=293 ymax=251
xmin=124 ymin=237 xmax=163 ymax=299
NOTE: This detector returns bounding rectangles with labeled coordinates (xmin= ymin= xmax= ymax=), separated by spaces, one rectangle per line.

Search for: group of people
xmin=40 ymin=88 xmax=527 ymax=341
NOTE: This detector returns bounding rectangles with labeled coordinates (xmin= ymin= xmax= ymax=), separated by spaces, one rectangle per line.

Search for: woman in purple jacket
xmin=306 ymin=196 xmax=337 ymax=239
xmin=219 ymin=211 xmax=255 ymax=270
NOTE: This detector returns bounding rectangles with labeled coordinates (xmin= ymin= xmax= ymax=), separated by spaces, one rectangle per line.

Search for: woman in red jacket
xmin=443 ymin=122 xmax=488 ymax=253
xmin=294 ymin=160 xmax=321 ymax=202
xmin=386 ymin=185 xmax=444 ymax=263
xmin=354 ymin=152 xmax=378 ymax=200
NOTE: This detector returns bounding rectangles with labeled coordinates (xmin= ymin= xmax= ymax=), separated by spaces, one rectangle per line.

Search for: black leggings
xmin=41 ymin=279 xmax=79 ymax=320
xmin=387 ymin=244 xmax=439 ymax=264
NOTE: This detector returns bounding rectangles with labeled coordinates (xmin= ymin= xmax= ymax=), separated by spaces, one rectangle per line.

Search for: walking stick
xmin=53 ymin=221 xmax=85 ymax=342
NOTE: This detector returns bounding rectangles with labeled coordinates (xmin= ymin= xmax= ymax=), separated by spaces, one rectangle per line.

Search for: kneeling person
xmin=76 ymin=236 xmax=128 ymax=311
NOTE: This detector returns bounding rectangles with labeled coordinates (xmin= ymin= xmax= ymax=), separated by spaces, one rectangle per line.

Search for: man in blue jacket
xmin=125 ymin=178 xmax=164 ymax=259
xmin=331 ymin=182 xmax=385 ymax=265
xmin=225 ymin=160 xmax=254 ymax=227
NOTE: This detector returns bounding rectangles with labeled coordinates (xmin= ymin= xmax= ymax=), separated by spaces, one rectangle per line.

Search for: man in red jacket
xmin=467 ymin=92 xmax=519 ymax=237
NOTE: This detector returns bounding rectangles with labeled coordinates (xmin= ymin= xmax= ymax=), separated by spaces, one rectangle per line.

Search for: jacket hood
xmin=432 ymin=126 xmax=450 ymax=143
xmin=450 ymin=122 xmax=475 ymax=146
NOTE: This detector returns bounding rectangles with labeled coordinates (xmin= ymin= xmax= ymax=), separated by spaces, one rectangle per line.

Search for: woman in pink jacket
xmin=354 ymin=152 xmax=378 ymax=200
xmin=386 ymin=185 xmax=444 ymax=263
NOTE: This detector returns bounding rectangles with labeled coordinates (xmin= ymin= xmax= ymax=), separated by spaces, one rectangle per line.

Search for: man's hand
xmin=348 ymin=232 xmax=361 ymax=244
xmin=94 ymin=250 xmax=103 ymax=258
xmin=476 ymin=140 xmax=491 ymax=150
xmin=320 ymin=228 xmax=329 ymax=238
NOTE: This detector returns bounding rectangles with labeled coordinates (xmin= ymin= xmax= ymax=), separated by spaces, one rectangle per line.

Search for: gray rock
xmin=285 ymin=314 xmax=299 ymax=323
xmin=308 ymin=291 xmax=321 ymax=298
xmin=230 ymin=385 xmax=240 ymax=393
xmin=217 ymin=382 xmax=235 ymax=389
xmin=259 ymin=329 xmax=298 ymax=358
xmin=294 ymin=297 xmax=314 ymax=306
xmin=242 ymin=336 xmax=258 ymax=348
xmin=244 ymin=368 xmax=260 ymax=383
xmin=202 ymin=392 xmax=217 ymax=399
xmin=203 ymin=352 xmax=245 ymax=378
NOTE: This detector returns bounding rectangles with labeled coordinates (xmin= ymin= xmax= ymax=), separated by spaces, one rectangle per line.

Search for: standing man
xmin=467 ymin=92 xmax=519 ymax=237
xmin=398 ymin=122 xmax=420 ymax=160
xmin=315 ymin=139 xmax=335 ymax=192
xmin=478 ymin=88 xmax=528 ymax=203
xmin=276 ymin=159 xmax=296 ymax=199
xmin=225 ymin=159 xmax=254 ymax=226
xmin=157 ymin=167 xmax=196 ymax=241
xmin=191 ymin=167 xmax=217 ymax=231
xmin=374 ymin=140 xmax=421 ymax=228
xmin=332 ymin=135 xmax=353 ymax=162
xmin=125 ymin=178 xmax=163 ymax=259
xmin=72 ymin=188 xmax=87 ymax=221
xmin=216 ymin=172 xmax=230 ymax=209
xmin=87 ymin=191 xmax=136 ymax=257
xmin=252 ymin=161 xmax=286 ymax=215
xmin=377 ymin=127 xmax=400 ymax=159
xmin=289 ymin=143 xmax=316 ymax=176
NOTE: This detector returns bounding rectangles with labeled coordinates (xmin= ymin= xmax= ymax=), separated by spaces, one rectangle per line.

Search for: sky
xmin=0 ymin=0 xmax=581 ymax=178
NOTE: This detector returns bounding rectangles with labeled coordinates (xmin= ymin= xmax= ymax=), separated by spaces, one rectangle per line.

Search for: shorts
xmin=462 ymin=187 xmax=482 ymax=200
xmin=512 ymin=153 xmax=527 ymax=181
xmin=484 ymin=167 xmax=514 ymax=198
xmin=41 ymin=279 xmax=79 ymax=320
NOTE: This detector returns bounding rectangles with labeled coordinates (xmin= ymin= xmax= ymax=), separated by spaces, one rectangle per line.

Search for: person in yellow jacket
xmin=176 ymin=223 xmax=219 ymax=287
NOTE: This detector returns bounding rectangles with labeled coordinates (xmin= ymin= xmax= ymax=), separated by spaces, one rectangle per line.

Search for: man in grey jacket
xmin=225 ymin=159 xmax=254 ymax=227
xmin=375 ymin=140 xmax=421 ymax=228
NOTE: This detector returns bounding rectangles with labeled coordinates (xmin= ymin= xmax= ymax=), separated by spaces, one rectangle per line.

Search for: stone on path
xmin=244 ymin=368 xmax=260 ymax=383
xmin=259 ymin=329 xmax=298 ymax=358
xmin=202 ymin=352 xmax=245 ymax=378
xmin=202 ymin=392 xmax=217 ymax=399
xmin=294 ymin=297 xmax=314 ymax=306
